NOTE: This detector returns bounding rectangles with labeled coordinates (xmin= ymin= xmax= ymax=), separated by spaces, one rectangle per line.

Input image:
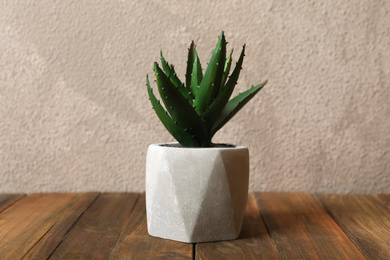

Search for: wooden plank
xmin=195 ymin=193 xmax=281 ymax=259
xmin=23 ymin=192 xmax=99 ymax=259
xmin=110 ymin=193 xmax=193 ymax=259
xmin=254 ymin=192 xmax=365 ymax=259
xmin=0 ymin=193 xmax=80 ymax=259
xmin=377 ymin=194 xmax=390 ymax=208
xmin=316 ymin=193 xmax=390 ymax=259
xmin=50 ymin=193 xmax=139 ymax=259
xmin=0 ymin=194 xmax=25 ymax=213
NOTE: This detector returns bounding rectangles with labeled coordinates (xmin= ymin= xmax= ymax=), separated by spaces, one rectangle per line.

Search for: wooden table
xmin=0 ymin=192 xmax=389 ymax=259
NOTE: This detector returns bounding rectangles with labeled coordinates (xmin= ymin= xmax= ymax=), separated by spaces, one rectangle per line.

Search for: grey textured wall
xmin=1 ymin=0 xmax=389 ymax=193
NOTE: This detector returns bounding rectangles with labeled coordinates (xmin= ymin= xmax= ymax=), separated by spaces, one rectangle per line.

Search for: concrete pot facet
xmin=145 ymin=143 xmax=249 ymax=243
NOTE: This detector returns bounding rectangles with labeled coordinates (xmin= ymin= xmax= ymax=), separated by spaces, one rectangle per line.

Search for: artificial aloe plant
xmin=146 ymin=31 xmax=267 ymax=147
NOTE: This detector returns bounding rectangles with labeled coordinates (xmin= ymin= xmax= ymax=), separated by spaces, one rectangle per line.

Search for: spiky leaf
xmin=154 ymin=62 xmax=209 ymax=145
xmin=202 ymin=45 xmax=246 ymax=126
xmin=211 ymin=81 xmax=268 ymax=136
xmin=146 ymin=75 xmax=199 ymax=147
xmin=160 ymin=51 xmax=194 ymax=105
xmin=185 ymin=41 xmax=195 ymax=92
xmin=193 ymin=32 xmax=226 ymax=114
xmin=221 ymin=49 xmax=233 ymax=88
xmin=190 ymin=48 xmax=203 ymax=97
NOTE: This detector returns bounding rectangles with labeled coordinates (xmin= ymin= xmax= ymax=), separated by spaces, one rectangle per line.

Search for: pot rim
xmin=149 ymin=142 xmax=247 ymax=150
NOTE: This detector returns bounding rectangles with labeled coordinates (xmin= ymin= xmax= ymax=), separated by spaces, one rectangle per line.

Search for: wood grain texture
xmin=0 ymin=194 xmax=25 ymax=213
xmin=0 ymin=192 xmax=388 ymax=259
xmin=0 ymin=193 xmax=79 ymax=259
xmin=50 ymin=193 xmax=139 ymax=259
xmin=195 ymin=193 xmax=281 ymax=260
xmin=110 ymin=193 xmax=193 ymax=260
xmin=254 ymin=192 xmax=365 ymax=260
xmin=23 ymin=192 xmax=99 ymax=259
xmin=316 ymin=193 xmax=390 ymax=259
xmin=377 ymin=194 xmax=390 ymax=208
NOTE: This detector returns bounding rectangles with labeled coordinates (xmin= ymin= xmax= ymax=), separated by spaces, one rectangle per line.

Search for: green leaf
xmin=185 ymin=41 xmax=195 ymax=92
xmin=211 ymin=80 xmax=268 ymax=136
xmin=221 ymin=49 xmax=233 ymax=88
xmin=154 ymin=62 xmax=209 ymax=144
xmin=190 ymin=47 xmax=203 ymax=97
xmin=160 ymin=51 xmax=194 ymax=105
xmin=202 ymin=45 xmax=246 ymax=127
xmin=193 ymin=31 xmax=226 ymax=115
xmin=146 ymin=75 xmax=199 ymax=147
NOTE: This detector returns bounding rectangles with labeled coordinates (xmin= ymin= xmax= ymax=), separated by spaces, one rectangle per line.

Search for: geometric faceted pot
xmin=145 ymin=143 xmax=249 ymax=243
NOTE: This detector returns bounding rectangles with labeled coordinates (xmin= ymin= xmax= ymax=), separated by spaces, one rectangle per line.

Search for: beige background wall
xmin=1 ymin=0 xmax=389 ymax=193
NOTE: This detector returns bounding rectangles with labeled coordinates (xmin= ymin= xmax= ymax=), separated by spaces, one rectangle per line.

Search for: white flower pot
xmin=145 ymin=143 xmax=249 ymax=243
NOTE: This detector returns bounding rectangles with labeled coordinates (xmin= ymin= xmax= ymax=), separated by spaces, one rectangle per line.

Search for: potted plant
xmin=145 ymin=31 xmax=267 ymax=243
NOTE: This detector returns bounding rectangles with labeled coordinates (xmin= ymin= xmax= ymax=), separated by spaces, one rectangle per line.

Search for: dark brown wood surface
xmin=0 ymin=193 xmax=81 ymax=259
xmin=378 ymin=194 xmax=390 ymax=207
xmin=0 ymin=194 xmax=25 ymax=213
xmin=0 ymin=192 xmax=389 ymax=259
xmin=195 ymin=193 xmax=281 ymax=260
xmin=254 ymin=192 xmax=365 ymax=259
xmin=110 ymin=193 xmax=193 ymax=260
xmin=24 ymin=193 xmax=99 ymax=259
xmin=316 ymin=193 xmax=390 ymax=259
xmin=50 ymin=193 xmax=139 ymax=259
